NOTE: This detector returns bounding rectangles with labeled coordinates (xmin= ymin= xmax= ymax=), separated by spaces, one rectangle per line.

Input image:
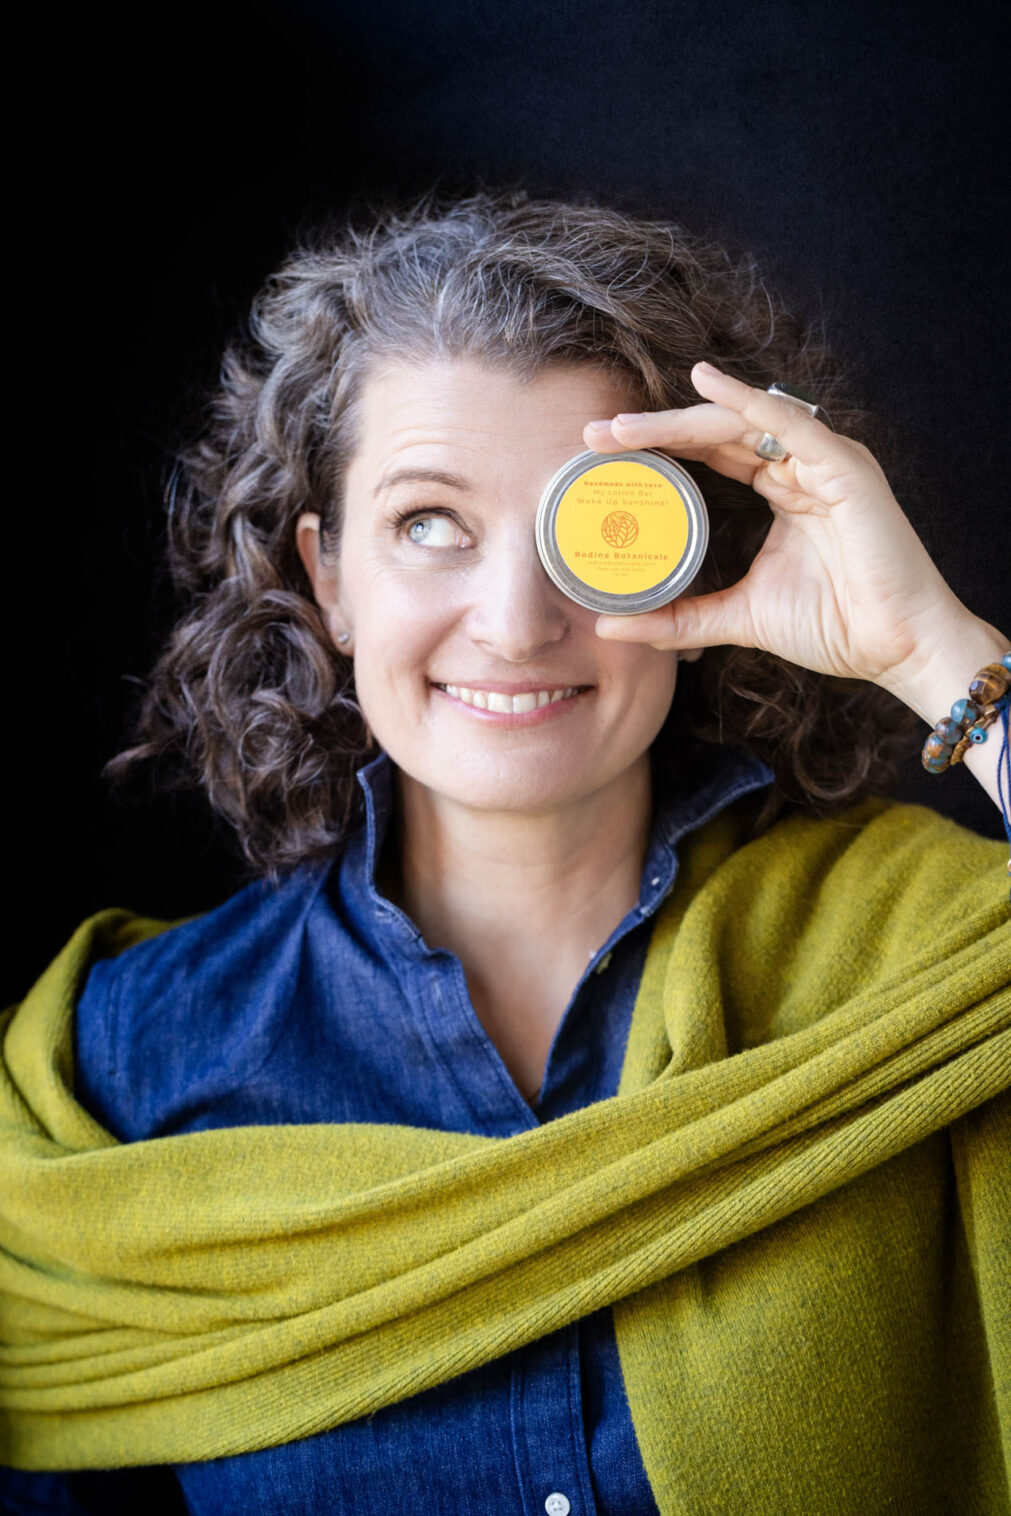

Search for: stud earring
xmin=337 ymin=632 xmax=350 ymax=646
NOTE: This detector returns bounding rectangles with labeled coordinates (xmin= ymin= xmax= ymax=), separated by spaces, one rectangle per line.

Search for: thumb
xmin=595 ymin=584 xmax=755 ymax=652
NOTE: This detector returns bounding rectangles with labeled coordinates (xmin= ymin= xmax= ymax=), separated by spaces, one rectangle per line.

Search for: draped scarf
xmin=2 ymin=798 xmax=1010 ymax=1514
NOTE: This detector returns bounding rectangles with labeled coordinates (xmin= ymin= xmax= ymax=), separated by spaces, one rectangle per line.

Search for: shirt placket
xmin=510 ymin=1322 xmax=599 ymax=1516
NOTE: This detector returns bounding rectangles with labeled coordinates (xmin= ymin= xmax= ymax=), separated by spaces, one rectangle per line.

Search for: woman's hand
xmin=583 ymin=360 xmax=1009 ymax=811
xmin=585 ymin=361 xmax=966 ymax=687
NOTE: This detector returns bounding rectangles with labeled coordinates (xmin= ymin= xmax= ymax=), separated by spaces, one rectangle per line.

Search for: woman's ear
xmin=296 ymin=513 xmax=353 ymax=653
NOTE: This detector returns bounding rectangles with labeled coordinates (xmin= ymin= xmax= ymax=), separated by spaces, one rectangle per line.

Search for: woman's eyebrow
xmin=373 ymin=467 xmax=472 ymax=497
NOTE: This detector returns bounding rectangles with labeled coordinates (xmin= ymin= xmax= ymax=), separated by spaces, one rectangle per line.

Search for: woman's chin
xmin=390 ymin=745 xmax=642 ymax=822
xmin=390 ymin=755 xmax=561 ymax=814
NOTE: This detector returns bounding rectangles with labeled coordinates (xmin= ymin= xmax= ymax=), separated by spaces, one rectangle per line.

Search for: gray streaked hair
xmin=107 ymin=186 xmax=916 ymax=875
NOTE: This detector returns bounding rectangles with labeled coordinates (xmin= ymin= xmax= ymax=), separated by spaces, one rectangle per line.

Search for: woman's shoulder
xmin=691 ymin=791 xmax=1006 ymax=906
xmin=743 ymin=796 xmax=1007 ymax=914
xmin=86 ymin=863 xmax=328 ymax=991
xmin=72 ymin=862 xmax=333 ymax=1141
xmin=674 ymin=795 xmax=1009 ymax=1047
xmin=611 ymin=796 xmax=1008 ymax=1073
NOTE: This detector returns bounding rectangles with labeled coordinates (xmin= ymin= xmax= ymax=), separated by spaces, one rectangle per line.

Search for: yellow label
xmin=554 ymin=459 xmax=691 ymax=594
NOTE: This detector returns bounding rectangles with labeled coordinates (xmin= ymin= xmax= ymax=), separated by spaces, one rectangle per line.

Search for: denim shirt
xmin=2 ymin=747 xmax=772 ymax=1516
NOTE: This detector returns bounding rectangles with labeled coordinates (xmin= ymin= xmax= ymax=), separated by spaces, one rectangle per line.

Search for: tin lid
xmin=535 ymin=449 xmax=709 ymax=614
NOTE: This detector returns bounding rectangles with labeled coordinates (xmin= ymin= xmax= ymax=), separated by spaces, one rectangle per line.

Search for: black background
xmin=10 ymin=0 xmax=1009 ymax=1002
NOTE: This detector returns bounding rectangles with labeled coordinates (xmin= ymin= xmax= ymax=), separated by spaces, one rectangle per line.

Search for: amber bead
xmin=934 ymin=717 xmax=962 ymax=744
xmin=969 ymin=663 xmax=1010 ymax=706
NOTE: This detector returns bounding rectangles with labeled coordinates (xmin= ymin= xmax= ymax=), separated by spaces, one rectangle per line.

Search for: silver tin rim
xmin=535 ymin=448 xmax=709 ymax=615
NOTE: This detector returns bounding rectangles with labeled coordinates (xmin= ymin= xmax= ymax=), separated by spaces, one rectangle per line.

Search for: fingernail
xmin=615 ymin=413 xmax=645 ymax=425
xmin=695 ymin=361 xmax=721 ymax=375
xmin=586 ymin=419 xmax=613 ymax=434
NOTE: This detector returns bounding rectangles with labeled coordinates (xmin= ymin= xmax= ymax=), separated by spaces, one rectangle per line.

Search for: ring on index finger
xmin=754 ymin=381 xmax=822 ymax=464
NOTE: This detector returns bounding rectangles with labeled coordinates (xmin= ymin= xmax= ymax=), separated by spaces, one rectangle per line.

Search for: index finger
xmin=687 ymin=362 xmax=835 ymax=466
xmin=584 ymin=401 xmax=756 ymax=453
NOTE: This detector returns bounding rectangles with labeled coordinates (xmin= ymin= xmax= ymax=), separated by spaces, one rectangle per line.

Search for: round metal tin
xmin=535 ymin=448 xmax=709 ymax=615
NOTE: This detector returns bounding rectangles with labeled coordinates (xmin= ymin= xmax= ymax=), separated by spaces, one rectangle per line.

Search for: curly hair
xmin=108 ymin=186 xmax=918 ymax=875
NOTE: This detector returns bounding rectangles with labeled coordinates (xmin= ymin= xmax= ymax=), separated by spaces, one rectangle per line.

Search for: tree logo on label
xmin=601 ymin=510 xmax=639 ymax=548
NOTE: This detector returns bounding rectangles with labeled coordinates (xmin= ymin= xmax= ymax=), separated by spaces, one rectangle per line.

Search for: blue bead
xmin=1002 ymin=652 xmax=1011 ymax=671
xmin=934 ymin=717 xmax=962 ymax=744
xmin=923 ymin=732 xmax=953 ymax=761
xmin=923 ymin=755 xmax=949 ymax=773
xmin=969 ymin=727 xmax=987 ymax=744
xmin=950 ymin=698 xmax=980 ymax=725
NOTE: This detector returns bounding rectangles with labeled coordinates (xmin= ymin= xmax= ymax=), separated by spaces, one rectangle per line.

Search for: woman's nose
xmin=466 ymin=540 xmax=569 ymax=663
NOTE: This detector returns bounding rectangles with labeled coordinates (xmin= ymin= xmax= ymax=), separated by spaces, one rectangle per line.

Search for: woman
xmin=2 ymin=189 xmax=1009 ymax=1515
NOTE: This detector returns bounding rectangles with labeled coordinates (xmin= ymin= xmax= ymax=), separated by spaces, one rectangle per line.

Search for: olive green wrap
xmin=2 ymin=798 xmax=1009 ymax=1514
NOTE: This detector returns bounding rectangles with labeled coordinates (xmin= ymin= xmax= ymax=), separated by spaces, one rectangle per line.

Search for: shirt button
xmin=545 ymin=1496 xmax=571 ymax=1516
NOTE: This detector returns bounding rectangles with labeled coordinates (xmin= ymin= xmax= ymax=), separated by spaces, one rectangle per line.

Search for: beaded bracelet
xmin=920 ymin=654 xmax=1011 ymax=772
xmin=921 ymin=651 xmax=1011 ymax=889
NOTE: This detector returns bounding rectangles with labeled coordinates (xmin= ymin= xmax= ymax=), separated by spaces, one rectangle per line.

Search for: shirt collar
xmin=340 ymin=747 xmax=773 ymax=952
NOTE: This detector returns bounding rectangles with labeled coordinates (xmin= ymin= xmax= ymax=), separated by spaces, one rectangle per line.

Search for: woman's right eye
xmin=401 ymin=514 xmax=467 ymax=549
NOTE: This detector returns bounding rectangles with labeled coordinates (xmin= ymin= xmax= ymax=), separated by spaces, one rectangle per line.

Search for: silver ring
xmin=767 ymin=382 xmax=820 ymax=419
xmin=753 ymin=382 xmax=821 ymax=464
xmin=755 ymin=433 xmax=789 ymax=462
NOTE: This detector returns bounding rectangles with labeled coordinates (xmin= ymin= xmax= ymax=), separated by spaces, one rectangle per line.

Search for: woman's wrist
xmin=875 ymin=606 xmax=1006 ymax=724
xmin=875 ymin=606 xmax=1009 ymax=812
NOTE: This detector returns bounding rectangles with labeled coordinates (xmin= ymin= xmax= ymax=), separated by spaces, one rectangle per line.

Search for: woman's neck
xmin=383 ymin=760 xmax=654 ymax=1101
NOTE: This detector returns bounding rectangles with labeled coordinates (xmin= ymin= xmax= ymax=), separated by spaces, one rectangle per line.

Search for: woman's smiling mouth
xmin=432 ymin=682 xmax=592 ymax=718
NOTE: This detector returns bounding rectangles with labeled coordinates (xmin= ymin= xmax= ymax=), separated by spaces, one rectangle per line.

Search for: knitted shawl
xmin=2 ymin=798 xmax=1010 ymax=1515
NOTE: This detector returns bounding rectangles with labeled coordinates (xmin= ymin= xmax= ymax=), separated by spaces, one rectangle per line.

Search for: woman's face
xmin=298 ymin=357 xmax=685 ymax=820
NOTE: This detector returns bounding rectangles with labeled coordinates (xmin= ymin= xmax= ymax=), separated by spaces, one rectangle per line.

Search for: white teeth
xmin=490 ymin=691 xmax=541 ymax=714
xmin=439 ymin=683 xmax=583 ymax=713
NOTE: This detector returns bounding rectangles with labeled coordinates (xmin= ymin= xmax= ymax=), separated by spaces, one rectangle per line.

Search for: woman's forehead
xmin=350 ymin=357 xmax=637 ymax=472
